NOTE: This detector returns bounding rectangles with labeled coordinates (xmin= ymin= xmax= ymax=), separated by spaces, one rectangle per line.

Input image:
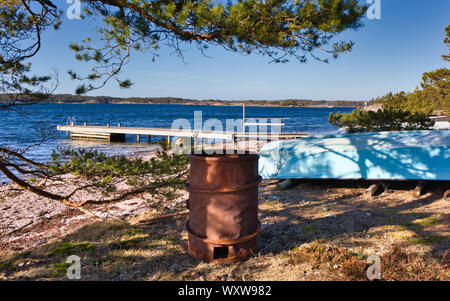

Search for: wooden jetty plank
xmin=57 ymin=125 xmax=308 ymax=142
xmin=57 ymin=125 xmax=236 ymax=140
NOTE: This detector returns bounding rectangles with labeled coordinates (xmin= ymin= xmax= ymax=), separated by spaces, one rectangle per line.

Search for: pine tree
xmin=0 ymin=1 xmax=369 ymax=212
xmin=329 ymin=24 xmax=450 ymax=131
xmin=1 ymin=0 xmax=368 ymax=97
xmin=420 ymin=25 xmax=450 ymax=115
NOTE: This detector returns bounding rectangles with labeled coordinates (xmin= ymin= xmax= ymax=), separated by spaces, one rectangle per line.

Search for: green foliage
xmin=442 ymin=24 xmax=450 ymax=63
xmin=67 ymin=0 xmax=367 ymax=93
xmin=373 ymin=25 xmax=450 ymax=116
xmin=53 ymin=262 xmax=71 ymax=275
xmin=420 ymin=68 xmax=450 ymax=116
xmin=49 ymin=147 xmax=189 ymax=199
xmin=116 ymin=234 xmax=149 ymax=249
xmin=48 ymin=242 xmax=95 ymax=256
xmin=375 ymin=91 xmax=435 ymax=116
xmin=1 ymin=1 xmax=368 ymax=97
xmin=50 ymin=148 xmax=187 ymax=181
xmin=420 ymin=25 xmax=449 ymax=114
xmin=329 ymin=109 xmax=434 ymax=133
xmin=0 ymin=259 xmax=15 ymax=269
xmin=0 ymin=1 xmax=60 ymax=107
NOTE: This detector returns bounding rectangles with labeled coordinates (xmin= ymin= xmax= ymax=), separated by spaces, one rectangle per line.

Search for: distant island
xmin=0 ymin=94 xmax=370 ymax=107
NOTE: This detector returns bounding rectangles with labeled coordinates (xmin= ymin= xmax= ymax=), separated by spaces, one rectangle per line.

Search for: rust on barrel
xmin=186 ymin=151 xmax=260 ymax=263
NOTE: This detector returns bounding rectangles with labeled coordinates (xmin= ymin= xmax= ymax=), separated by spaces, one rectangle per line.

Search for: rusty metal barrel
xmin=186 ymin=152 xmax=260 ymax=263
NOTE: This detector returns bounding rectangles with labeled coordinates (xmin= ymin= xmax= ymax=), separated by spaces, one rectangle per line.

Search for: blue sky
xmin=30 ymin=0 xmax=449 ymax=101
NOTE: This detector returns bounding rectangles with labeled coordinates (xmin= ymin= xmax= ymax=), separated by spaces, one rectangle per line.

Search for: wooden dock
xmin=57 ymin=123 xmax=308 ymax=143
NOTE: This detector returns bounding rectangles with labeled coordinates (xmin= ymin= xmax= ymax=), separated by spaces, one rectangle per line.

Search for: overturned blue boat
xmin=259 ymin=130 xmax=450 ymax=181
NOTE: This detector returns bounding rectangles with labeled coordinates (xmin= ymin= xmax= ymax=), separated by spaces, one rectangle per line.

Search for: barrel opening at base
xmin=213 ymin=246 xmax=229 ymax=259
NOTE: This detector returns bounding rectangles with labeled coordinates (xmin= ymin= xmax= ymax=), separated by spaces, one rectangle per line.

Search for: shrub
xmin=329 ymin=108 xmax=434 ymax=133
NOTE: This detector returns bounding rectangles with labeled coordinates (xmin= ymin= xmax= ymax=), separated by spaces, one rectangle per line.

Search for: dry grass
xmin=0 ymin=180 xmax=449 ymax=281
xmin=288 ymin=242 xmax=448 ymax=281
xmin=380 ymin=246 xmax=449 ymax=281
xmin=289 ymin=241 xmax=367 ymax=280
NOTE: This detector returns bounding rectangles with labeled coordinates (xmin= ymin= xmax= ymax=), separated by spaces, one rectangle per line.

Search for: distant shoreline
xmin=53 ymin=101 xmax=359 ymax=108
xmin=0 ymin=94 xmax=368 ymax=108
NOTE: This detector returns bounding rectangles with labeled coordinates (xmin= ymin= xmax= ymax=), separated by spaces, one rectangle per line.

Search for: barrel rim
xmin=189 ymin=152 xmax=259 ymax=162
xmin=186 ymin=220 xmax=260 ymax=245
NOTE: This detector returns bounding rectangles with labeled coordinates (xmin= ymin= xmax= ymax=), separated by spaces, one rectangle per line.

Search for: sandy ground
xmin=0 ymin=140 xmax=448 ymax=280
xmin=0 ymin=174 xmax=189 ymax=251
xmin=0 ymin=179 xmax=448 ymax=281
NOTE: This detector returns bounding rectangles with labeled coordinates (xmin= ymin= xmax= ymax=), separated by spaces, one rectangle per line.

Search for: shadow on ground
xmin=0 ymin=180 xmax=449 ymax=280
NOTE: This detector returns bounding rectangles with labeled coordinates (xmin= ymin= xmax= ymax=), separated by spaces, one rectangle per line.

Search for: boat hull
xmin=259 ymin=130 xmax=450 ymax=181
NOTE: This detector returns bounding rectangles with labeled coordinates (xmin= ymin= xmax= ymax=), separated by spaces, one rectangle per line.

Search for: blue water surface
xmin=0 ymin=103 xmax=354 ymax=164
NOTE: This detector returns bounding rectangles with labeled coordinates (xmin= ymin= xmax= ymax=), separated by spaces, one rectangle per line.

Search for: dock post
xmin=137 ymin=134 xmax=140 ymax=143
xmin=242 ymin=103 xmax=246 ymax=133
xmin=118 ymin=123 xmax=121 ymax=127
xmin=167 ymin=136 xmax=171 ymax=146
xmin=193 ymin=135 xmax=198 ymax=148
xmin=83 ymin=122 xmax=87 ymax=126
